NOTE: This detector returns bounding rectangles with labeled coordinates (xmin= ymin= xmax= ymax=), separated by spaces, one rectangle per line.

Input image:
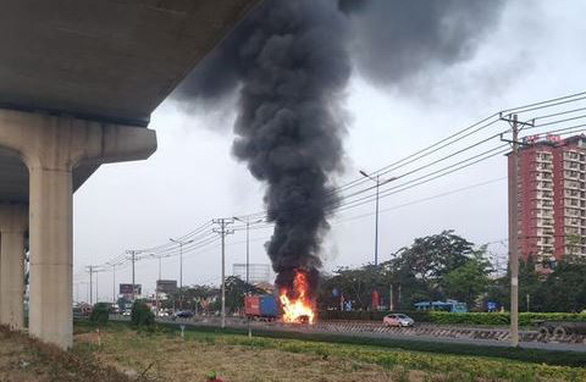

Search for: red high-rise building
xmin=509 ymin=134 xmax=586 ymax=268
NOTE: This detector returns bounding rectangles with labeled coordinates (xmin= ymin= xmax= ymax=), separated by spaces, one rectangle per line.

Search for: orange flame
xmin=279 ymin=269 xmax=316 ymax=324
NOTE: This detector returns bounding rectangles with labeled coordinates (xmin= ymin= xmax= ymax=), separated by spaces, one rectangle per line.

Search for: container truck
xmin=244 ymin=295 xmax=278 ymax=321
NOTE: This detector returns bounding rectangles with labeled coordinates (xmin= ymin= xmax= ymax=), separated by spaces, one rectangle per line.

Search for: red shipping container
xmin=244 ymin=295 xmax=261 ymax=316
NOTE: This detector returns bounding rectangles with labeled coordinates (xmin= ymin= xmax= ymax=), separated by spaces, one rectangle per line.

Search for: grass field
xmin=72 ymin=323 xmax=586 ymax=382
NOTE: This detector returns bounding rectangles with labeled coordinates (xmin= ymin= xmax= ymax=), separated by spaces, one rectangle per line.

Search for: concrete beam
xmin=0 ymin=203 xmax=27 ymax=330
xmin=0 ymin=0 xmax=261 ymax=126
xmin=0 ymin=109 xmax=157 ymax=348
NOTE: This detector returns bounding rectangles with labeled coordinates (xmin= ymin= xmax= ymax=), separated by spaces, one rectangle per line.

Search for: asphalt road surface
xmin=112 ymin=315 xmax=586 ymax=353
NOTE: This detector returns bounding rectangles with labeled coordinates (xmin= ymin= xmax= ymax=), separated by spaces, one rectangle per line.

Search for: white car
xmin=383 ymin=313 xmax=414 ymax=327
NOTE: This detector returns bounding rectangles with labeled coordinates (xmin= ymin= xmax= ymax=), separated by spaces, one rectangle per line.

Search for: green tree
xmin=165 ymin=284 xmax=219 ymax=312
xmin=487 ymin=257 xmax=541 ymax=312
xmin=131 ymin=300 xmax=155 ymax=327
xmin=388 ymin=230 xmax=474 ymax=303
xmin=224 ymin=276 xmax=264 ymax=313
xmin=90 ymin=302 xmax=110 ymax=326
xmin=518 ymin=257 xmax=541 ymax=312
xmin=535 ymin=257 xmax=586 ymax=312
xmin=318 ymin=264 xmax=391 ymax=311
xmin=441 ymin=249 xmax=492 ymax=308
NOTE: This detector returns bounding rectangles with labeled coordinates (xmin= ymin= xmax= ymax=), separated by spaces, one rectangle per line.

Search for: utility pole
xmin=359 ymin=171 xmax=397 ymax=266
xmin=87 ymin=266 xmax=94 ymax=305
xmin=510 ymin=115 xmax=520 ymax=348
xmin=213 ymin=218 xmax=234 ymax=329
xmin=127 ymin=250 xmax=137 ymax=303
xmin=500 ymin=113 xmax=534 ymax=348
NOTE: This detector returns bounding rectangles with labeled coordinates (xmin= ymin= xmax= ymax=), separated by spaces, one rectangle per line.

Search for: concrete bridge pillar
xmin=0 ymin=204 xmax=28 ymax=330
xmin=0 ymin=109 xmax=157 ymax=348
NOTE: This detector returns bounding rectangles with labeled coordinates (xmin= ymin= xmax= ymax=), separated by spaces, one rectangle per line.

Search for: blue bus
xmin=413 ymin=299 xmax=468 ymax=313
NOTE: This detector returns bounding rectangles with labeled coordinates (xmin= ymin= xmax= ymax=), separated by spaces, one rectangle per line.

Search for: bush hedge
xmin=319 ymin=310 xmax=586 ymax=326
xmin=131 ymin=300 xmax=155 ymax=328
xmin=89 ymin=302 xmax=110 ymax=326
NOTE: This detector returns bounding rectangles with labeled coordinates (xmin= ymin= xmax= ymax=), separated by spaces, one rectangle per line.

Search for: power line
xmin=236 ymin=144 xmax=511 ymax=233
xmin=501 ymin=90 xmax=586 ymax=115
xmin=335 ymin=177 xmax=506 ymax=225
xmin=234 ymin=90 xmax=586 ymax=221
xmin=233 ymin=125 xmax=586 ymax=238
xmin=234 ymin=114 xmax=586 ymax=226
xmin=336 ymin=145 xmax=509 ymax=214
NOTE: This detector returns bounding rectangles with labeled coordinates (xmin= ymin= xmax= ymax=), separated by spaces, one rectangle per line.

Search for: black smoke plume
xmin=173 ymin=0 xmax=505 ymax=296
xmin=340 ymin=0 xmax=505 ymax=86
xmin=232 ymin=0 xmax=350 ymax=295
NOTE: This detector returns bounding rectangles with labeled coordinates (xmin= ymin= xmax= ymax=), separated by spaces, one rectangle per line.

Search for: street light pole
xmin=156 ymin=256 xmax=162 ymax=317
xmin=233 ymin=217 xmax=263 ymax=285
xmin=87 ymin=265 xmax=94 ymax=305
xmin=374 ymin=174 xmax=380 ymax=266
xmin=359 ymin=170 xmax=397 ymax=266
xmin=178 ymin=242 xmax=184 ymax=289
xmin=246 ymin=222 xmax=250 ymax=284
xmin=112 ymin=264 xmax=116 ymax=304
xmin=96 ymin=270 xmax=99 ymax=303
xmin=169 ymin=238 xmax=194 ymax=290
xmin=234 ymin=216 xmax=261 ymax=338
xmin=170 ymin=238 xmax=194 ymax=310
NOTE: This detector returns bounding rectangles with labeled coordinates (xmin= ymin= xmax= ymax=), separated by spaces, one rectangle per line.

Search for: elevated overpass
xmin=0 ymin=0 xmax=260 ymax=348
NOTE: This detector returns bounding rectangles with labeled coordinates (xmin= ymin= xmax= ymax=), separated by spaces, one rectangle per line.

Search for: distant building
xmin=509 ymin=134 xmax=586 ymax=267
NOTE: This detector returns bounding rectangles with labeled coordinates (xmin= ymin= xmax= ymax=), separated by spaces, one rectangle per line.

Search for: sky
xmin=72 ymin=0 xmax=586 ymax=303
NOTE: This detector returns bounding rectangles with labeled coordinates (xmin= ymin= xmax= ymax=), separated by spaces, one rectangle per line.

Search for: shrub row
xmin=89 ymin=302 xmax=110 ymax=326
xmin=319 ymin=310 xmax=586 ymax=326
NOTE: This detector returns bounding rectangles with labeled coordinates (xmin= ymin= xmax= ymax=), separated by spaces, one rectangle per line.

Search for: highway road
xmin=111 ymin=315 xmax=586 ymax=353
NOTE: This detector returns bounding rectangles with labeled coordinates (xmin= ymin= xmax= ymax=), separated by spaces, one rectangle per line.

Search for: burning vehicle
xmin=244 ymin=270 xmax=317 ymax=324
xmin=278 ymin=269 xmax=316 ymax=324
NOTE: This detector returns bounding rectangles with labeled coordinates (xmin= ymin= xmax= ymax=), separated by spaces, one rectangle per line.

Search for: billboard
xmin=119 ymin=283 xmax=141 ymax=296
xmin=232 ymin=263 xmax=272 ymax=284
xmin=156 ymin=279 xmax=178 ymax=294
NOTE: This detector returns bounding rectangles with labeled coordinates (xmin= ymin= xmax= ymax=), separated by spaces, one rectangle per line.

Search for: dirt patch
xmin=0 ymin=325 xmax=133 ymax=382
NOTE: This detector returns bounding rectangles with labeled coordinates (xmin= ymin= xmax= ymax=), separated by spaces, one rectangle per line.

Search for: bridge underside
xmin=0 ymin=0 xmax=260 ymax=348
xmin=0 ymin=0 xmax=258 ymax=126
